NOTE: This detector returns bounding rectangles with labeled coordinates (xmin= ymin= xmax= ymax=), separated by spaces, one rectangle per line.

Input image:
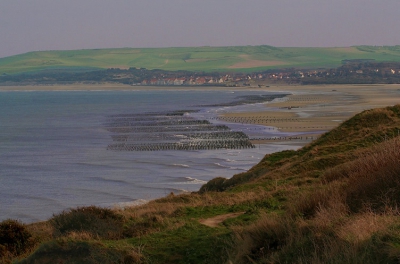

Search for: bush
xmin=15 ymin=240 xmax=141 ymax=264
xmin=199 ymin=177 xmax=227 ymax=192
xmin=199 ymin=167 xmax=268 ymax=193
xmin=0 ymin=219 xmax=32 ymax=256
xmin=50 ymin=206 xmax=125 ymax=240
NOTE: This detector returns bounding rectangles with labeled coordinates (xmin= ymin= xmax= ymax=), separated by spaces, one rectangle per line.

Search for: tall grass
xmin=325 ymin=137 xmax=400 ymax=212
xmin=231 ymin=137 xmax=400 ymax=263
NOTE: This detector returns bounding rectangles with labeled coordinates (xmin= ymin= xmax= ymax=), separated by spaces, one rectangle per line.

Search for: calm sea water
xmin=0 ymin=89 xmax=301 ymax=223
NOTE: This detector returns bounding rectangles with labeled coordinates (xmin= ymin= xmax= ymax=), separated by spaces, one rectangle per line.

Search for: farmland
xmin=2 ymin=45 xmax=400 ymax=74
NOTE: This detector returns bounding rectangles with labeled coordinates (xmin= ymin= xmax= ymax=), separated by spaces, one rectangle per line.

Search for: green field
xmin=1 ymin=45 xmax=400 ymax=74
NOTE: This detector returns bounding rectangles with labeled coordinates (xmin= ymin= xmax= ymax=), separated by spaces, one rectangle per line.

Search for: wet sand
xmin=222 ymin=84 xmax=400 ymax=142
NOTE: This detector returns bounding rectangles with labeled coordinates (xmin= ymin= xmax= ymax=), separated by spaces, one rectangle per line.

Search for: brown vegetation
xmin=0 ymin=220 xmax=33 ymax=264
xmin=229 ymin=130 xmax=400 ymax=263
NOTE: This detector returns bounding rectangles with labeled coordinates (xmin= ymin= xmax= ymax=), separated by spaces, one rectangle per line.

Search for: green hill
xmin=2 ymin=104 xmax=400 ymax=263
xmin=2 ymin=45 xmax=400 ymax=74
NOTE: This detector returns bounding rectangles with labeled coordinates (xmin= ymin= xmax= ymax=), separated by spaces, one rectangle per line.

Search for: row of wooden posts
xmin=106 ymin=125 xmax=231 ymax=133
xmin=111 ymin=131 xmax=250 ymax=142
xmin=107 ymin=139 xmax=256 ymax=151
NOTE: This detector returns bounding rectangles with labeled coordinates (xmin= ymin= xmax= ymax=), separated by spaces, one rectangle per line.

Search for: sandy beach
xmin=219 ymin=84 xmax=400 ymax=143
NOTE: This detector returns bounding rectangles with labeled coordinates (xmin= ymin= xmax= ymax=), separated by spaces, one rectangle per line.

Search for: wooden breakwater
xmin=107 ymin=139 xmax=255 ymax=151
xmin=105 ymin=111 xmax=256 ymax=151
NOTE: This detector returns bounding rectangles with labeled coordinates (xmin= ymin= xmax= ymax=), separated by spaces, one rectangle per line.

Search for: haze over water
xmin=0 ymin=89 xmax=300 ymax=223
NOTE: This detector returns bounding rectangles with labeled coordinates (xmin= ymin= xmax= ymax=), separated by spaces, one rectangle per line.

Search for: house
xmin=195 ymin=77 xmax=206 ymax=85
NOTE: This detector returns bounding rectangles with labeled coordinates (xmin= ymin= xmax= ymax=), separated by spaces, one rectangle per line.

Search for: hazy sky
xmin=1 ymin=0 xmax=399 ymax=58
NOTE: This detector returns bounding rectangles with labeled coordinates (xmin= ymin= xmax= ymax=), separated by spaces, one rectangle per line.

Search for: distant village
xmin=136 ymin=71 xmax=301 ymax=86
xmin=135 ymin=61 xmax=400 ymax=86
xmin=1 ymin=61 xmax=400 ymax=86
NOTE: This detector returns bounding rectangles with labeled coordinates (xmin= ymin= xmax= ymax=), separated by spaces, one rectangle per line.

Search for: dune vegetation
xmin=1 ymin=104 xmax=400 ymax=263
xmin=2 ymin=45 xmax=400 ymax=74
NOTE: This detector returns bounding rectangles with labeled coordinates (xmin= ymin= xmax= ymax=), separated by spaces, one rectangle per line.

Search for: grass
xmin=4 ymin=104 xmax=400 ymax=263
xmin=229 ymin=136 xmax=400 ymax=263
xmin=2 ymin=45 xmax=400 ymax=74
xmin=127 ymin=223 xmax=231 ymax=264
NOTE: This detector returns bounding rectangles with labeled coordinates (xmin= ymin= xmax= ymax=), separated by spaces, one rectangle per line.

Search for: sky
xmin=1 ymin=0 xmax=399 ymax=58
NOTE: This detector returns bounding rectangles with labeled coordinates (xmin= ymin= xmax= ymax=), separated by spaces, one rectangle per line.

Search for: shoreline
xmin=2 ymin=83 xmax=399 ymax=142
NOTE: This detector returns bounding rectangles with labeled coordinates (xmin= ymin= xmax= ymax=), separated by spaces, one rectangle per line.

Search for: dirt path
xmin=163 ymin=59 xmax=169 ymax=66
xmin=199 ymin=212 xmax=245 ymax=227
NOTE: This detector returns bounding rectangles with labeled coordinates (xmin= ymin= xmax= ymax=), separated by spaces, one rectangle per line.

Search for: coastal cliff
xmin=2 ymin=105 xmax=400 ymax=264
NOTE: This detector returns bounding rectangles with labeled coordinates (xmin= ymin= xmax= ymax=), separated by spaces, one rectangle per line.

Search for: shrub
xmin=50 ymin=206 xmax=124 ymax=240
xmin=199 ymin=177 xmax=227 ymax=192
xmin=199 ymin=167 xmax=268 ymax=193
xmin=0 ymin=219 xmax=32 ymax=256
xmin=15 ymin=239 xmax=140 ymax=264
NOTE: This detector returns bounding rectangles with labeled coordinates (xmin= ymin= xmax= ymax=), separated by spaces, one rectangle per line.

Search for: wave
xmin=171 ymin=163 xmax=190 ymax=168
xmin=209 ymin=162 xmax=248 ymax=171
xmin=172 ymin=176 xmax=208 ymax=185
xmin=213 ymin=162 xmax=227 ymax=168
xmin=169 ymin=188 xmax=190 ymax=193
xmin=185 ymin=176 xmax=208 ymax=184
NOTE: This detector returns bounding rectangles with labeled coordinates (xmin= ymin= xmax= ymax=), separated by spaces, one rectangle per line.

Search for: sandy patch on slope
xmin=199 ymin=212 xmax=245 ymax=228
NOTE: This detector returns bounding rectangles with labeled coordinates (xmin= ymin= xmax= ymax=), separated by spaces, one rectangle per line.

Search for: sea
xmin=0 ymin=88 xmax=303 ymax=223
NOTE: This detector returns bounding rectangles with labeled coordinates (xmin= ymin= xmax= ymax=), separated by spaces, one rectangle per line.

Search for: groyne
xmin=105 ymin=110 xmax=256 ymax=151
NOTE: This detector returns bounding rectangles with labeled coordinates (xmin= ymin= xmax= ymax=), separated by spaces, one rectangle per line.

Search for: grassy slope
xmin=3 ymin=105 xmax=400 ymax=263
xmin=1 ymin=45 xmax=400 ymax=74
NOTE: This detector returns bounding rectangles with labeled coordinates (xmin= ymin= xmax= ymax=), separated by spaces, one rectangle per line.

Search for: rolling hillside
xmin=2 ymin=45 xmax=400 ymax=74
